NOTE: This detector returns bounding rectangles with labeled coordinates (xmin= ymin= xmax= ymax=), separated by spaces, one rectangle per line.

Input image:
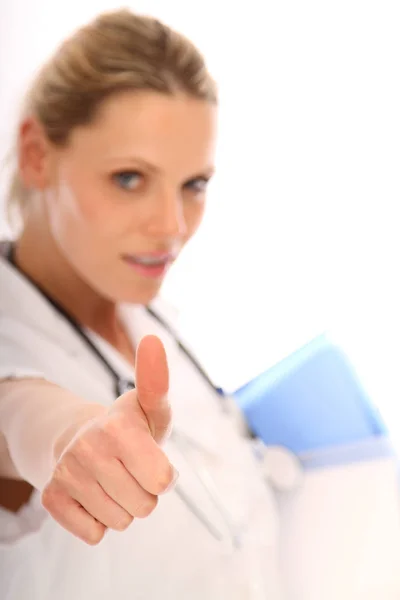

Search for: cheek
xmin=183 ymin=201 xmax=206 ymax=238
xmin=50 ymin=178 xmax=122 ymax=239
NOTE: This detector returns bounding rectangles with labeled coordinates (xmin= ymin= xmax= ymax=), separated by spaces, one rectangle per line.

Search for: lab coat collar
xmin=0 ymin=241 xmax=179 ymax=360
xmin=0 ymin=241 xmax=89 ymax=356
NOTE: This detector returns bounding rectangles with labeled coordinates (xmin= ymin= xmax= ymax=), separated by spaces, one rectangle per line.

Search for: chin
xmin=112 ymin=281 xmax=163 ymax=306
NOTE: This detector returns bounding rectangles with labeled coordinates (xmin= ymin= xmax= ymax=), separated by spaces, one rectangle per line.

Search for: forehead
xmin=66 ymin=91 xmax=217 ymax=170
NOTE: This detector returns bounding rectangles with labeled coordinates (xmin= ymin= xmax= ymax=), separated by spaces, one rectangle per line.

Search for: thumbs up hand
xmin=41 ymin=335 xmax=176 ymax=545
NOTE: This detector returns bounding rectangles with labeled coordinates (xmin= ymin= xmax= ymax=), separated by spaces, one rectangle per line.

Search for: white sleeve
xmin=0 ymin=323 xmax=106 ymax=489
xmin=0 ymin=318 xmax=46 ymax=381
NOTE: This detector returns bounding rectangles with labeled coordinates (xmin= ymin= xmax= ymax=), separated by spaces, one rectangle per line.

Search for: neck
xmin=14 ymin=216 xmax=118 ymax=337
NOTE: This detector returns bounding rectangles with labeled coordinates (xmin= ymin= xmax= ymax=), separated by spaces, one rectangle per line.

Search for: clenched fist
xmin=41 ymin=335 xmax=176 ymax=545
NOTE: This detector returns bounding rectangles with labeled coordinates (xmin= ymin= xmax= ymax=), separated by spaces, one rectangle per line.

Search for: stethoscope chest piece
xmin=116 ymin=378 xmax=135 ymax=397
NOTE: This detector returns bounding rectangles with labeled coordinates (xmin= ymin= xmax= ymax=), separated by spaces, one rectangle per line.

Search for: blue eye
xmin=113 ymin=171 xmax=141 ymax=191
xmin=184 ymin=177 xmax=210 ymax=194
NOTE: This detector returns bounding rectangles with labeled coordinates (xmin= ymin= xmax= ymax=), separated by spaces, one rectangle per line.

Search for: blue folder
xmin=233 ymin=334 xmax=387 ymax=456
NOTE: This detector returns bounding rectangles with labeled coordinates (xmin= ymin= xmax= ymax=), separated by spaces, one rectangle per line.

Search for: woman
xmin=0 ymin=9 xmax=282 ymax=599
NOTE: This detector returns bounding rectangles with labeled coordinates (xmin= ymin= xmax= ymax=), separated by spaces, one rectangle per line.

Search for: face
xmin=28 ymin=91 xmax=217 ymax=304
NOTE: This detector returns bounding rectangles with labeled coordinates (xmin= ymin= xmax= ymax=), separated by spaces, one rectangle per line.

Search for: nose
xmin=145 ymin=188 xmax=187 ymax=239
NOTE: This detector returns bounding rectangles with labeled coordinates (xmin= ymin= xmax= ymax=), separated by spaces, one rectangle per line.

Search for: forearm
xmin=0 ymin=430 xmax=20 ymax=478
xmin=0 ymin=379 xmax=106 ymax=490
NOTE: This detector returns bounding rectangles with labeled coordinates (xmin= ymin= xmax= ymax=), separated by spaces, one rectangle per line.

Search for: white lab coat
xmin=0 ymin=245 xmax=283 ymax=600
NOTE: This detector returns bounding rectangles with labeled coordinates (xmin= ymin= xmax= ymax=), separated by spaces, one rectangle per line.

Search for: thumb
xmin=135 ymin=335 xmax=171 ymax=443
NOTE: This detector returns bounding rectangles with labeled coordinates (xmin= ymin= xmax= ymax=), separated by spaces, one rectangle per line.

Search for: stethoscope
xmin=6 ymin=242 xmax=303 ymax=545
xmin=5 ymin=242 xmax=223 ymax=399
xmin=5 ymin=243 xmax=247 ymax=543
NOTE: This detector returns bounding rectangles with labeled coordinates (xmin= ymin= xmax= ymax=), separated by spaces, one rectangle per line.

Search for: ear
xmin=18 ymin=117 xmax=53 ymax=191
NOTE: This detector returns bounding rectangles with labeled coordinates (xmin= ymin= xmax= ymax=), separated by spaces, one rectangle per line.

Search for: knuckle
xmin=135 ymin=495 xmax=158 ymax=518
xmin=84 ymin=524 xmax=106 ymax=546
xmin=52 ymin=457 xmax=75 ymax=487
xmin=154 ymin=465 xmax=175 ymax=495
xmin=52 ymin=460 xmax=70 ymax=485
xmin=72 ymin=435 xmax=95 ymax=463
xmin=113 ymin=513 xmax=134 ymax=531
xmin=41 ymin=485 xmax=58 ymax=510
xmin=52 ymin=453 xmax=92 ymax=497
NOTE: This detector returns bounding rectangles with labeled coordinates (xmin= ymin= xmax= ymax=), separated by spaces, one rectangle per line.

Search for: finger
xmin=117 ymin=423 xmax=177 ymax=495
xmin=41 ymin=485 xmax=106 ymax=546
xmin=76 ymin=449 xmax=158 ymax=518
xmin=58 ymin=453 xmax=134 ymax=531
xmin=135 ymin=335 xmax=171 ymax=443
xmin=72 ymin=483 xmax=133 ymax=532
xmin=97 ymin=460 xmax=158 ymax=518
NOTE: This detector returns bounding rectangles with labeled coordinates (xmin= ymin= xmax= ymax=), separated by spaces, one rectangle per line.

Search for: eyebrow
xmin=104 ymin=156 xmax=215 ymax=178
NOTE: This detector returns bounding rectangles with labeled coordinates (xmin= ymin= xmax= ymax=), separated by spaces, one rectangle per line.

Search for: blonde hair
xmin=6 ymin=9 xmax=217 ymax=226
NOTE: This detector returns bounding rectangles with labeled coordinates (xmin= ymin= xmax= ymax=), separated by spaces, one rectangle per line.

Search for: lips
xmin=125 ymin=254 xmax=171 ymax=266
xmin=122 ymin=252 xmax=176 ymax=279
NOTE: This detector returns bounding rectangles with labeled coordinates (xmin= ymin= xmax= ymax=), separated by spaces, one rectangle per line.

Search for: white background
xmin=2 ymin=5 xmax=400 ymax=595
xmin=0 ymin=0 xmax=399 ymax=411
